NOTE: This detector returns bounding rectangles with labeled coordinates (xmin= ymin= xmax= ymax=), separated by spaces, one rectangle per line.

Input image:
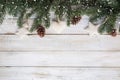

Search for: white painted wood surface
xmin=0 ymin=16 xmax=120 ymax=80
xmin=0 ymin=35 xmax=120 ymax=51
xmin=0 ymin=52 xmax=120 ymax=67
xmin=0 ymin=67 xmax=120 ymax=80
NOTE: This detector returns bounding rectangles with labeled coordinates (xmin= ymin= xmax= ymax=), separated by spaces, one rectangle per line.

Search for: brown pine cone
xmin=71 ymin=16 xmax=81 ymax=25
xmin=110 ymin=29 xmax=117 ymax=37
xmin=37 ymin=25 xmax=45 ymax=38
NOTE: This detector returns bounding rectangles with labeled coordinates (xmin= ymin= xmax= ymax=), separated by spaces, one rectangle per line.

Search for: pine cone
xmin=37 ymin=25 xmax=45 ymax=38
xmin=71 ymin=16 xmax=81 ymax=25
xmin=110 ymin=29 xmax=117 ymax=37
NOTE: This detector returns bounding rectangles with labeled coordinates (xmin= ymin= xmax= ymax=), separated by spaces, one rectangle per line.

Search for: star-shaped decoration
xmin=85 ymin=22 xmax=100 ymax=36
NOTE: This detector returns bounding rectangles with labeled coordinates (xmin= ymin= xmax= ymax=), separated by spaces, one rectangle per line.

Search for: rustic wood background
xmin=0 ymin=16 xmax=120 ymax=80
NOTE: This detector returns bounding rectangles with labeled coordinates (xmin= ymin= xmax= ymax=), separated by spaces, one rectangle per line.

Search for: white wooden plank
xmin=0 ymin=67 xmax=120 ymax=80
xmin=0 ymin=52 xmax=120 ymax=67
xmin=0 ymin=16 xmax=89 ymax=34
xmin=0 ymin=35 xmax=120 ymax=51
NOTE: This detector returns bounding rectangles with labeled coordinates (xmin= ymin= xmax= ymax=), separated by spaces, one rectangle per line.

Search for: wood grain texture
xmin=0 ymin=67 xmax=120 ymax=80
xmin=0 ymin=16 xmax=120 ymax=80
xmin=0 ymin=52 xmax=119 ymax=67
xmin=0 ymin=35 xmax=120 ymax=51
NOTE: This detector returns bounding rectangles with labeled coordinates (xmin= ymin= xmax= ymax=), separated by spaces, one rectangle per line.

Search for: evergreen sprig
xmin=0 ymin=0 xmax=119 ymax=33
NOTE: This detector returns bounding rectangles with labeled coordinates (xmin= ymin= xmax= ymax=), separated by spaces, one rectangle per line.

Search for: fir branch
xmin=0 ymin=0 xmax=119 ymax=34
xmin=0 ymin=5 xmax=6 ymax=24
